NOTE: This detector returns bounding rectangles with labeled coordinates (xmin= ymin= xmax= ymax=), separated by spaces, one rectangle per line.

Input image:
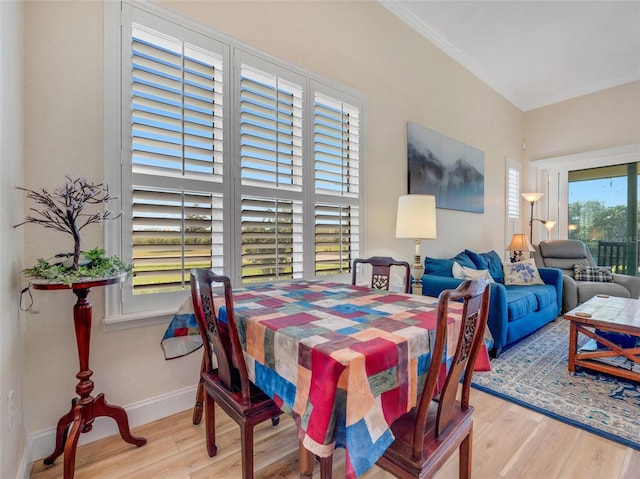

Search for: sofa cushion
xmin=424 ymin=257 xmax=455 ymax=277
xmin=452 ymin=251 xmax=476 ymax=269
xmin=505 ymin=284 xmax=557 ymax=322
xmin=505 ymin=288 xmax=539 ymax=321
xmin=466 ymin=249 xmax=504 ymax=283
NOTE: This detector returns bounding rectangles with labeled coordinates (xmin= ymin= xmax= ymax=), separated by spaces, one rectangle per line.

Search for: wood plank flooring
xmin=30 ymin=389 xmax=640 ymax=478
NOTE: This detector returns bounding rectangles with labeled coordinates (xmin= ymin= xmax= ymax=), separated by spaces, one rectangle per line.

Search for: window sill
xmin=103 ymin=308 xmax=176 ymax=332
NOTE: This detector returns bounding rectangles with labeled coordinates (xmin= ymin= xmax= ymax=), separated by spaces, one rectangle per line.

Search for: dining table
xmin=161 ymin=279 xmax=490 ymax=479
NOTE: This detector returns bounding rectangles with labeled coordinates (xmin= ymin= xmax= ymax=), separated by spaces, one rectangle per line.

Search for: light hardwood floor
xmin=30 ymin=388 xmax=640 ymax=479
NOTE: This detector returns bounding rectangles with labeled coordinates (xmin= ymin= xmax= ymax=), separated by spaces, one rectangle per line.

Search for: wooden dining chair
xmin=351 ymin=256 xmax=411 ymax=293
xmin=374 ymin=276 xmax=491 ymax=479
xmin=190 ymin=268 xmax=283 ymax=479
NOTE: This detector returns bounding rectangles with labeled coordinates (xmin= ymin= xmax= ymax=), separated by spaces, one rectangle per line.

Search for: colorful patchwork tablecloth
xmin=161 ymin=280 xmax=485 ymax=478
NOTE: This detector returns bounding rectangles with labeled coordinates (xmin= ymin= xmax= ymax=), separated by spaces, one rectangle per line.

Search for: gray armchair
xmin=533 ymin=239 xmax=640 ymax=313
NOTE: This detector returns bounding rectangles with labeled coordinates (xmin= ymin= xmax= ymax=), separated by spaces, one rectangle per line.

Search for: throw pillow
xmin=452 ymin=262 xmax=494 ymax=283
xmin=466 ymin=249 xmax=505 ymax=283
xmin=502 ymin=259 xmax=544 ymax=285
xmin=424 ymin=257 xmax=455 ymax=277
xmin=573 ymin=264 xmax=613 ymax=282
xmin=451 ymin=251 xmax=476 ymax=269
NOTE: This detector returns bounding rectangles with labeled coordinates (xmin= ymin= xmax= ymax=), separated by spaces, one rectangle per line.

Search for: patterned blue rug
xmin=472 ymin=318 xmax=640 ymax=450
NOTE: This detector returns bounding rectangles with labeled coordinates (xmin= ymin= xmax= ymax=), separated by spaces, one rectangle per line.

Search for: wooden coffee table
xmin=565 ymin=295 xmax=640 ymax=382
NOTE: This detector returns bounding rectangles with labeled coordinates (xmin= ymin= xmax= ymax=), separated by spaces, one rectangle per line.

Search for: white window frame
xmin=505 ymin=157 xmax=521 ymax=257
xmin=103 ymin=1 xmax=366 ymax=328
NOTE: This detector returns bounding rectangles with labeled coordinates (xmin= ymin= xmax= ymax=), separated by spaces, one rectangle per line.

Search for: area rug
xmin=471 ymin=318 xmax=640 ymax=450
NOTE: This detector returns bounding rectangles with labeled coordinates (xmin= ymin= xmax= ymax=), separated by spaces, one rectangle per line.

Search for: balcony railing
xmin=595 ymin=241 xmax=638 ymax=275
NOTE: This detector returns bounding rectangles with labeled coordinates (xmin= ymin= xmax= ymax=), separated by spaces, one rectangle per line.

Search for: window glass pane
xmin=315 ymin=203 xmax=359 ymax=276
xmin=568 ymin=164 xmax=637 ymax=275
xmin=132 ymin=187 xmax=223 ymax=294
xmin=241 ymin=196 xmax=303 ymax=283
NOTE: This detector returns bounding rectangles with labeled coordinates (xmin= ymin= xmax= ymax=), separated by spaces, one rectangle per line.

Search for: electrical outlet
xmin=7 ymin=390 xmax=14 ymax=431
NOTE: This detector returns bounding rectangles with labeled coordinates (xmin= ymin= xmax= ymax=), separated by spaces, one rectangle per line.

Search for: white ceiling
xmin=380 ymin=1 xmax=640 ymax=111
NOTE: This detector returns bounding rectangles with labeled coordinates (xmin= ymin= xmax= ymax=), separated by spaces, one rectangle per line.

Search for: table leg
xmin=299 ymin=442 xmax=314 ymax=478
xmin=568 ymin=321 xmax=577 ymax=373
xmin=43 ymin=286 xmax=146 ymax=479
xmin=42 ymin=401 xmax=76 ymax=466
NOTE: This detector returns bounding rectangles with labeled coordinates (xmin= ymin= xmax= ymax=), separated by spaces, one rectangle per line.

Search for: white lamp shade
xmin=396 ymin=194 xmax=437 ymax=239
xmin=521 ymin=192 xmax=544 ymax=203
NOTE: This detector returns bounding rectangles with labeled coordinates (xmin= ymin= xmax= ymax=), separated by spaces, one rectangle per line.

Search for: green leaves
xmin=24 ymin=247 xmax=132 ymax=286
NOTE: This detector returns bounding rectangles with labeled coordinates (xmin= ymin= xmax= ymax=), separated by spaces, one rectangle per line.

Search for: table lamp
xmin=396 ymin=194 xmax=437 ymax=294
xmin=507 ymin=233 xmax=534 ymax=262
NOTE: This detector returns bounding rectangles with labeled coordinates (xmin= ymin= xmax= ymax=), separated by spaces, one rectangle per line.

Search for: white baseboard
xmin=25 ymin=385 xmax=197 ymax=475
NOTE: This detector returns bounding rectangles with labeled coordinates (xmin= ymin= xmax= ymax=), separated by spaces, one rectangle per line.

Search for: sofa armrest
xmin=538 ymin=267 xmax=563 ymax=316
xmin=612 ymin=273 xmax=640 ymax=299
xmin=561 ymin=275 xmax=578 ymax=312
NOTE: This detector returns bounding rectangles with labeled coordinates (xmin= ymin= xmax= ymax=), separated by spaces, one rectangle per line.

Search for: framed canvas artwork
xmin=407 ymin=121 xmax=484 ymax=213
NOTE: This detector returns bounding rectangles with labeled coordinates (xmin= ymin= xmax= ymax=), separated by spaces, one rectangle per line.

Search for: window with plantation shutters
xmin=109 ymin=3 xmax=364 ymax=320
xmin=313 ymin=91 xmax=360 ymax=275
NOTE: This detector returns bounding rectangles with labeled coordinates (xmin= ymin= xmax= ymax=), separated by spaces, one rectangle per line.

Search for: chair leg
xmin=319 ymin=455 xmax=332 ymax=479
xmin=240 ymin=422 xmax=255 ymax=479
xmin=193 ymin=378 xmax=205 ymax=425
xmin=204 ymin=394 xmax=217 ymax=457
xmin=459 ymin=427 xmax=472 ymax=479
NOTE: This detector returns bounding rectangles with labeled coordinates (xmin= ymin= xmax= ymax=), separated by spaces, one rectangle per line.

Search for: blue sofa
xmin=420 ymin=249 xmax=563 ymax=357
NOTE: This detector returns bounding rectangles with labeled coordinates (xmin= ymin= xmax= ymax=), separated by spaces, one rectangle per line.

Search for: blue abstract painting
xmin=407 ymin=122 xmax=484 ymax=213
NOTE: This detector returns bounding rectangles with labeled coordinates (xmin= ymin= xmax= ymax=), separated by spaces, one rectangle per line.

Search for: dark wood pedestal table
xmin=33 ymin=276 xmax=146 ymax=479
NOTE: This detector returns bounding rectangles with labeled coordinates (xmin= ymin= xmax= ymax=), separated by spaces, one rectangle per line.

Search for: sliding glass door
xmin=568 ymin=163 xmax=638 ymax=275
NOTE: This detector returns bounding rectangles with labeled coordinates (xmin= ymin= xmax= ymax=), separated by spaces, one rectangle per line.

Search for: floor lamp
xmin=521 ymin=192 xmax=544 ymax=241
xmin=396 ymin=194 xmax=437 ymax=295
xmin=521 ymin=192 xmax=556 ymax=242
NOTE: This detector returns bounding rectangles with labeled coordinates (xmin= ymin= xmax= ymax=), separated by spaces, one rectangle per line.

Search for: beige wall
xmin=524 ymin=80 xmax=640 ymax=163
xmin=1 ymin=1 xmax=27 ymax=477
xmin=19 ymin=0 xmax=637 ymax=462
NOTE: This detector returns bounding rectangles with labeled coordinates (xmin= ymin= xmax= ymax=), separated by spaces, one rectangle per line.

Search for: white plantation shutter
xmin=507 ymin=166 xmax=521 ymax=219
xmin=240 ymin=66 xmax=303 ymax=190
xmin=238 ymin=60 xmax=305 ymax=283
xmin=132 ymin=188 xmax=223 ymax=294
xmin=241 ymin=197 xmax=303 ymax=282
xmin=313 ymin=91 xmax=360 ymax=275
xmin=131 ymin=24 xmax=224 ymax=180
xmin=123 ymin=13 xmax=227 ymax=311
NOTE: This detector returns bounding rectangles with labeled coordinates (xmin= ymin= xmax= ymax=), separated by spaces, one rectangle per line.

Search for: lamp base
xmin=511 ymin=250 xmax=526 ymax=262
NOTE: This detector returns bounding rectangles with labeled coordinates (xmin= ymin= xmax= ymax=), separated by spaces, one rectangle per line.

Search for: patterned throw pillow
xmin=502 ymin=259 xmax=544 ymax=285
xmin=573 ymin=264 xmax=613 ymax=282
